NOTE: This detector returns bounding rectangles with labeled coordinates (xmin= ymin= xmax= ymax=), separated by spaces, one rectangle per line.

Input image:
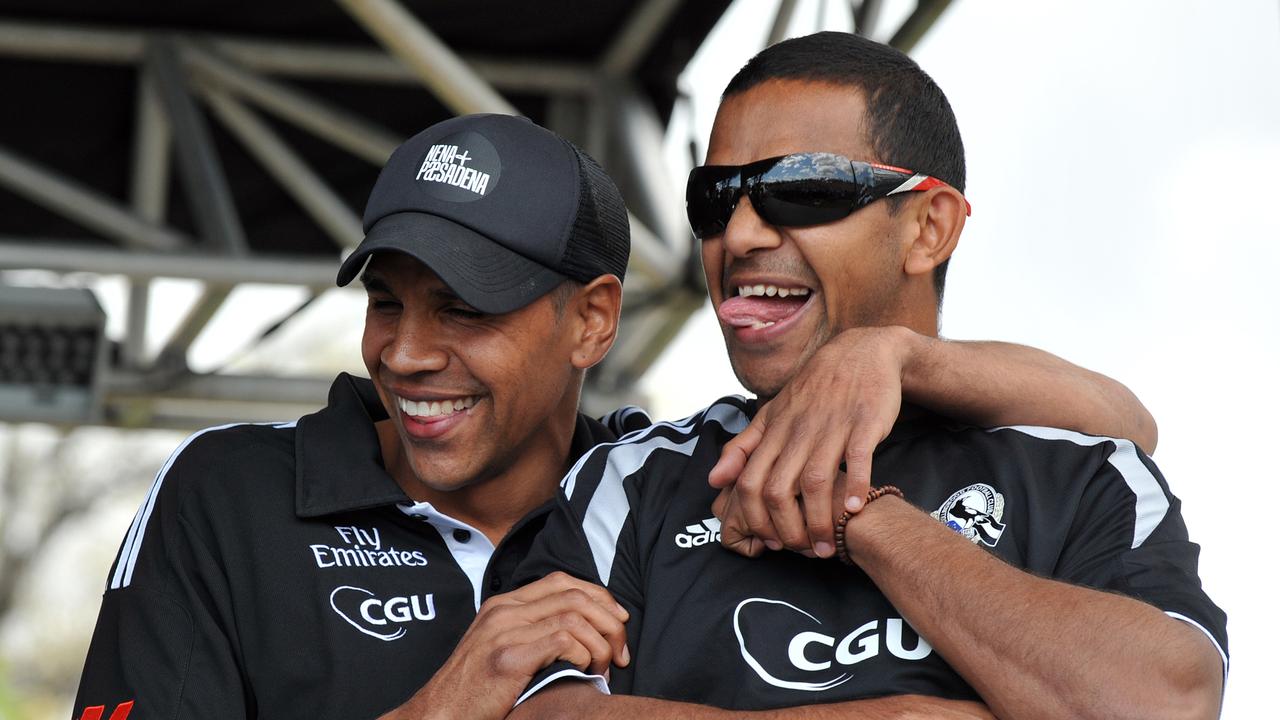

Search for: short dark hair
xmin=549 ymin=279 xmax=584 ymax=317
xmin=723 ymin=31 xmax=965 ymax=303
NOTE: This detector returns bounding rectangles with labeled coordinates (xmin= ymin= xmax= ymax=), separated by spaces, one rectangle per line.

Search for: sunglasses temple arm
xmin=887 ymin=174 xmax=972 ymax=216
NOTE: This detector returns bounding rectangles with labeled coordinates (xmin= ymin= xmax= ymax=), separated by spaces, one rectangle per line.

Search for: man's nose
xmin=721 ymin=195 xmax=784 ymax=257
xmin=382 ymin=312 xmax=449 ymax=375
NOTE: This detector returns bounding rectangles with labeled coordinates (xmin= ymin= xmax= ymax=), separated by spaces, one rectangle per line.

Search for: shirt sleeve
xmin=73 ymin=433 xmax=249 ymax=720
xmin=511 ymin=438 xmax=650 ymax=704
xmin=1053 ymin=439 xmax=1229 ymax=673
xmin=598 ymin=405 xmax=654 ymax=438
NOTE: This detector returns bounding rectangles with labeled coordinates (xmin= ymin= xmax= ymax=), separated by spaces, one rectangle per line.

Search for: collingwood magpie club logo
xmin=329 ymin=585 xmax=437 ymax=642
xmin=674 ymin=516 xmax=721 ymax=548
xmin=931 ymin=483 xmax=1006 ymax=547
xmin=733 ymin=598 xmax=932 ymax=692
xmin=414 ymin=130 xmax=501 ymax=202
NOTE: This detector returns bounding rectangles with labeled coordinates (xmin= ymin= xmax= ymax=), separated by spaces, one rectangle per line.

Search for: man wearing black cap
xmin=73 ymin=112 xmax=1160 ymax=720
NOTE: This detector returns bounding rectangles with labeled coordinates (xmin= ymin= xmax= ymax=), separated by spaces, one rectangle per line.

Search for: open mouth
xmin=717 ymin=283 xmax=813 ymax=331
xmin=396 ymin=395 xmax=480 ymax=420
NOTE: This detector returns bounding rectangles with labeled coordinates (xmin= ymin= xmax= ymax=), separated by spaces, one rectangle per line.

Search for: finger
xmin=493 ymin=623 xmax=599 ymax=677
xmin=750 ymin=412 xmax=818 ymax=551
xmin=736 ymin=413 xmax=800 ymax=550
xmin=842 ymin=413 xmax=893 ymax=513
xmin=758 ymin=410 xmax=831 ymax=553
xmin=509 ymin=572 xmax=628 ymax=621
xmin=716 ymin=490 xmax=764 ymax=558
xmin=709 ymin=412 xmax=766 ymax=488
xmin=543 ymin=611 xmax=616 ymax=675
xmin=497 ymin=600 xmax=624 ymax=675
xmin=711 ymin=486 xmax=731 ymax=520
xmin=796 ymin=429 xmax=848 ymax=557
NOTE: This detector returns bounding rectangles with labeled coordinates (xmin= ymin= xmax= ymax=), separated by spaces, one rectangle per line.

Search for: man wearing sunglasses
xmin=512 ymin=32 xmax=1226 ymax=720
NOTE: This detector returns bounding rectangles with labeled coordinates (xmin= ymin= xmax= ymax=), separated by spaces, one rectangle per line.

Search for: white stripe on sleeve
xmin=111 ymin=421 xmax=295 ymax=589
xmin=988 ymin=425 xmax=1168 ymax=548
xmin=565 ymin=401 xmax=749 ymax=585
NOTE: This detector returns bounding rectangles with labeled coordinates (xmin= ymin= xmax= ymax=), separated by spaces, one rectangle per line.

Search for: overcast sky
xmin=641 ymin=1 xmax=1280 ymax=715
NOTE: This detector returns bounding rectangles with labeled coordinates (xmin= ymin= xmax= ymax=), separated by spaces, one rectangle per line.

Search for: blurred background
xmin=1 ymin=0 xmax=1276 ymax=717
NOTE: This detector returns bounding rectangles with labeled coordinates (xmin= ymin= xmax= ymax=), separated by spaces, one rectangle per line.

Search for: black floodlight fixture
xmin=0 ymin=284 xmax=107 ymax=423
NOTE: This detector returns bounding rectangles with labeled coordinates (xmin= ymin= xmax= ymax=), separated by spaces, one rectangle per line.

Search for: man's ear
xmin=903 ymin=186 xmax=966 ymax=278
xmin=568 ymin=275 xmax=623 ymax=370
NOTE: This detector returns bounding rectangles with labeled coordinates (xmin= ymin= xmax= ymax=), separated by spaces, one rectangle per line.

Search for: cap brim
xmin=336 ymin=212 xmax=568 ymax=314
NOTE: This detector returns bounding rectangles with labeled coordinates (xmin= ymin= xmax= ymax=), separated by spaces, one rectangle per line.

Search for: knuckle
xmin=763 ymin=485 xmax=792 ymax=509
xmin=490 ymin=646 xmax=520 ymax=675
xmin=799 ymin=468 xmax=829 ymax=493
xmin=550 ymin=629 xmax=576 ymax=649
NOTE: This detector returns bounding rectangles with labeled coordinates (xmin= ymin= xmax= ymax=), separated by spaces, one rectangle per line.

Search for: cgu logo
xmin=734 ymin=598 xmax=932 ymax=691
xmin=330 ymin=585 xmax=436 ymax=642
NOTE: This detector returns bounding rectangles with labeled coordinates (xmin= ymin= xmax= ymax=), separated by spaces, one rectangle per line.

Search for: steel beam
xmin=146 ymin=38 xmax=248 ymax=256
xmin=601 ymin=0 xmax=684 ymax=77
xmin=200 ymin=88 xmax=363 ymax=250
xmin=105 ymin=370 xmax=332 ymax=405
xmin=854 ymin=0 xmax=884 ymax=37
xmin=768 ymin=0 xmax=801 ymax=46
xmin=0 ymin=144 xmax=188 ymax=251
xmin=889 ymin=0 xmax=955 ymax=53
xmin=334 ymin=0 xmax=518 ymax=115
xmin=184 ymin=44 xmax=400 ymax=166
xmin=595 ymin=287 xmax=704 ymax=393
xmin=0 ymin=241 xmax=339 ymax=287
xmin=103 ymin=371 xmax=333 ymax=428
xmin=146 ymin=38 xmax=249 ymax=367
xmin=124 ymin=68 xmax=170 ymax=368
xmin=0 ymin=19 xmax=597 ymax=92
xmin=608 ymin=86 xmax=690 ymax=259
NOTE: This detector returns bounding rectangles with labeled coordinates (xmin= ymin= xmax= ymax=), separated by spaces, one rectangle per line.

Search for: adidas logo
xmin=675 ymin=517 xmax=721 ymax=548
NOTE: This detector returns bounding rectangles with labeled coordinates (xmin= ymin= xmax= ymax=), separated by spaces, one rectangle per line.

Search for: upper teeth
xmin=737 ymin=284 xmax=810 ymax=298
xmin=397 ymin=395 xmax=479 ymax=418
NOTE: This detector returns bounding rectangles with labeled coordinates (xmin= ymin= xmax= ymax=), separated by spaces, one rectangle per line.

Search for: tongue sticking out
xmin=718 ymin=294 xmax=809 ymax=328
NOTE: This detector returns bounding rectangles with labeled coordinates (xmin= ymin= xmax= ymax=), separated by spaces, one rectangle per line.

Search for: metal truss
xmin=0 ymin=0 xmax=952 ymax=429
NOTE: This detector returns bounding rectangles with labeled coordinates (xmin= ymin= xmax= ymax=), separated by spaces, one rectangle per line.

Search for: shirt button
xmin=452 ymin=529 xmax=472 ymax=543
xmin=489 ymin=576 xmax=502 ymax=592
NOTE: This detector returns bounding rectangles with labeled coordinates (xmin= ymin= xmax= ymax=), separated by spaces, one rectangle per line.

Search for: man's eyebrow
xmin=359 ymin=272 xmax=392 ymax=294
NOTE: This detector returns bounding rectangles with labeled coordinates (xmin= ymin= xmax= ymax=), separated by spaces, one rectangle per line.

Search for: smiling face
xmin=702 ymin=79 xmax=928 ymax=399
xmin=360 ymin=252 xmax=583 ymax=500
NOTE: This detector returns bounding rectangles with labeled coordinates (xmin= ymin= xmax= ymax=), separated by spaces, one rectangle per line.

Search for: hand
xmin=384 ymin=572 xmax=629 ymax=720
xmin=709 ymin=326 xmax=918 ymax=558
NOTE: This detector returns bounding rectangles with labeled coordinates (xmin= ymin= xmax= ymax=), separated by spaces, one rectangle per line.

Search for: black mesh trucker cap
xmin=336 ymin=114 xmax=630 ymax=314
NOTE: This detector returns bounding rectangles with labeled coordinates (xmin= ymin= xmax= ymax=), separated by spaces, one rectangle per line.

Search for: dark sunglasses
xmin=685 ymin=152 xmax=971 ymax=239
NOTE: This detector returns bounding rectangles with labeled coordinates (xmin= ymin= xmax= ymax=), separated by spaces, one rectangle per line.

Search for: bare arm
xmin=710 ymin=325 xmax=1157 ymax=559
xmin=902 ymin=334 xmax=1156 ymax=453
xmin=841 ymin=496 xmax=1221 ymax=720
xmin=509 ymin=682 xmax=995 ymax=720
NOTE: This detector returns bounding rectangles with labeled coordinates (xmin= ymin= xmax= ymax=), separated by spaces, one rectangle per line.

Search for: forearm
xmin=897 ymin=332 xmax=1157 ymax=453
xmin=844 ymin=497 xmax=1221 ymax=720
xmin=511 ymin=684 xmax=992 ymax=720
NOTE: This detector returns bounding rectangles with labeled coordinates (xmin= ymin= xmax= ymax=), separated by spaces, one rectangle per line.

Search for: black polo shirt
xmin=73 ymin=373 xmax=639 ymax=720
xmin=516 ymin=396 xmax=1228 ymax=709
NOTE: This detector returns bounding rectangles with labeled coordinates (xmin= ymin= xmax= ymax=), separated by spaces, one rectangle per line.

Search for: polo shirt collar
xmin=295 ymin=373 xmax=407 ymax=518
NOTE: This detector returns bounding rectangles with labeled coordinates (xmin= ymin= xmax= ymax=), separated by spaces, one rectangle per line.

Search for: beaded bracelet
xmin=833 ymin=485 xmax=904 ymax=566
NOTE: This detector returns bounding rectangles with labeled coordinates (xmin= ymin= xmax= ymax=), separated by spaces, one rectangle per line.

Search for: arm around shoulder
xmin=900 ymin=331 xmax=1158 ymax=453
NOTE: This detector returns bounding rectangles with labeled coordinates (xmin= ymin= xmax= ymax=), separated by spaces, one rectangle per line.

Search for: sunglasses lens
xmin=753 ymin=154 xmax=860 ymax=227
xmin=686 ymin=166 xmax=741 ymax=238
